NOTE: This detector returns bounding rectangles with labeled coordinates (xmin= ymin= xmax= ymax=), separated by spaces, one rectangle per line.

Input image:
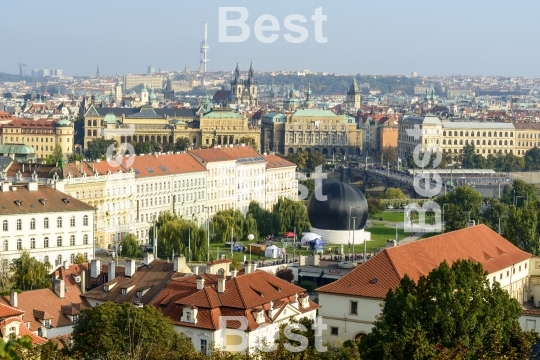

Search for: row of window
xmin=442 ymin=139 xmax=513 ymax=146
xmin=492 ymin=263 xmax=527 ymax=283
xmin=443 ymin=130 xmax=513 ymax=137
xmin=5 ymin=234 xmax=90 ymax=251
xmin=2 ymin=216 xmax=89 ymax=231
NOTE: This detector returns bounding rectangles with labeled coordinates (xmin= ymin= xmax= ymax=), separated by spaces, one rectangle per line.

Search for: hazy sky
xmin=1 ymin=0 xmax=539 ymax=77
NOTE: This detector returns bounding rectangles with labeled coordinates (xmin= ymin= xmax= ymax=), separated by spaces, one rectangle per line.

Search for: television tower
xmin=199 ymin=15 xmax=209 ymax=73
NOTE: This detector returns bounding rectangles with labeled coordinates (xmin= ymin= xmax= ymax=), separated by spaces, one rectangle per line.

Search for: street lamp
xmin=442 ymin=203 xmax=451 ymax=233
xmin=248 ymin=234 xmax=254 ymax=262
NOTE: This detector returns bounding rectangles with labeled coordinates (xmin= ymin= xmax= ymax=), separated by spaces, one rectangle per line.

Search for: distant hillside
xmin=0 ymin=72 xmax=36 ymax=83
xmin=256 ymin=74 xmax=422 ymax=95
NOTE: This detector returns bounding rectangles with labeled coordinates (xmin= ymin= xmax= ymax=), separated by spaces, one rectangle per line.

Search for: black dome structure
xmin=307 ymin=182 xmax=368 ymax=231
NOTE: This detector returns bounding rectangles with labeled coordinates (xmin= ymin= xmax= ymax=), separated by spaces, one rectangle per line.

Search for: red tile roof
xmin=317 ymin=225 xmax=531 ymax=299
xmin=263 ymin=155 xmax=295 ymax=169
xmin=156 ymin=154 xmax=206 ymax=174
xmin=128 ymin=155 xmax=171 ymax=178
xmin=154 ymin=270 xmax=319 ymax=331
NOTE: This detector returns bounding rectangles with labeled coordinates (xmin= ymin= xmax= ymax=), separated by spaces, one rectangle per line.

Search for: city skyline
xmin=1 ymin=0 xmax=540 ymax=78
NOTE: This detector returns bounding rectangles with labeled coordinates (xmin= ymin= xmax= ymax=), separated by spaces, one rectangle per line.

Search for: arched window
xmin=488 ymin=132 xmax=492 ymax=137
xmin=70 ymin=254 xmax=75 ymax=264
xmin=44 ymin=256 xmax=49 ymax=265
xmin=499 ymin=140 xmax=502 ymax=145
xmin=83 ymin=215 xmax=89 ymax=226
xmin=30 ymin=218 xmax=35 ymax=230
xmin=70 ymin=216 xmax=75 ymax=227
xmin=476 ymin=131 xmax=480 ymax=136
xmin=30 ymin=238 xmax=36 ymax=249
xmin=84 ymin=253 xmax=88 ymax=261
xmin=488 ymin=140 xmax=491 ymax=145
xmin=57 ymin=236 xmax=62 ymax=247
xmin=57 ymin=217 xmax=62 ymax=228
xmin=504 ymin=140 xmax=508 ymax=145
xmin=483 ymin=132 xmax=486 ymax=136
xmin=460 ymin=131 xmax=463 ymax=136
xmin=44 ymin=237 xmax=49 ymax=248
xmin=83 ymin=234 xmax=89 ymax=245
xmin=510 ymin=140 xmax=514 ymax=145
xmin=16 ymin=239 xmax=22 ymax=250
xmin=2 ymin=240 xmax=7 ymax=251
xmin=57 ymin=255 xmax=62 ymax=266
xmin=510 ymin=132 xmax=513 ymax=137
xmin=87 ymin=120 xmax=91 ymax=126
xmin=454 ymin=140 xmax=457 ymax=145
xmin=44 ymin=217 xmax=49 ymax=229
xmin=476 ymin=140 xmax=480 ymax=145
xmin=442 ymin=139 xmax=446 ymax=145
xmin=465 ymin=140 xmax=469 ymax=145
xmin=16 ymin=219 xmax=22 ymax=231
xmin=453 ymin=131 xmax=457 ymax=136
xmin=70 ymin=235 xmax=75 ymax=246
xmin=459 ymin=140 xmax=463 ymax=145
xmin=465 ymin=131 xmax=469 ymax=136
xmin=443 ymin=131 xmax=446 ymax=136
xmin=2 ymin=220 xmax=7 ymax=231
xmin=505 ymin=132 xmax=508 ymax=137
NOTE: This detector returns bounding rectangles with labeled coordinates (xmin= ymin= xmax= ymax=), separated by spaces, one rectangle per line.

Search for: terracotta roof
xmin=0 ymin=317 xmax=46 ymax=344
xmin=154 ymin=270 xmax=319 ymax=331
xmin=0 ymin=185 xmax=95 ymax=216
xmin=0 ymin=285 xmax=89 ymax=332
xmin=0 ymin=303 xmax=24 ymax=318
xmin=82 ymin=260 xmax=181 ymax=305
xmin=317 ymin=225 xmax=532 ymax=299
xmin=188 ymin=148 xmax=234 ymax=163
xmin=156 ymin=154 xmax=207 ymax=174
xmin=263 ymin=155 xmax=296 ymax=169
xmin=129 ymin=155 xmax=171 ymax=178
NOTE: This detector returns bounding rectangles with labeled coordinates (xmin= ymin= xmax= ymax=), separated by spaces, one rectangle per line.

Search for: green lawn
xmin=207 ymin=222 xmax=436 ymax=262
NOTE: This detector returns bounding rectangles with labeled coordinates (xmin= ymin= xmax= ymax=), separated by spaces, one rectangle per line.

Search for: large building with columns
xmin=83 ymin=104 xmax=260 ymax=152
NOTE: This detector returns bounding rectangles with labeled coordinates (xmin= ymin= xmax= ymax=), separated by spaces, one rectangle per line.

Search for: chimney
xmin=196 ymin=276 xmax=205 ymax=290
xmin=193 ymin=266 xmax=199 ymax=275
xmin=125 ymin=259 xmax=136 ymax=277
xmin=243 ymin=261 xmax=251 ymax=275
xmin=230 ymin=269 xmax=238 ymax=278
xmin=63 ymin=260 xmax=69 ymax=270
xmin=27 ymin=181 xmax=38 ymax=192
xmin=144 ymin=252 xmax=154 ymax=265
xmin=173 ymin=257 xmax=178 ymax=272
xmin=81 ymin=270 xmax=86 ymax=294
xmin=250 ymin=261 xmax=257 ymax=274
xmin=10 ymin=291 xmax=17 ymax=308
xmin=90 ymin=259 xmax=101 ymax=278
xmin=1 ymin=182 xmax=11 ymax=192
xmin=108 ymin=261 xmax=116 ymax=281
xmin=54 ymin=279 xmax=65 ymax=299
xmin=217 ymin=275 xmax=226 ymax=293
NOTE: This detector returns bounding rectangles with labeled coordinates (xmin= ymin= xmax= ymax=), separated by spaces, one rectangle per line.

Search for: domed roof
xmin=0 ymin=144 xmax=35 ymax=155
xmin=170 ymin=119 xmax=187 ymax=125
xmin=104 ymin=113 xmax=118 ymax=124
xmin=55 ymin=118 xmax=71 ymax=127
xmin=307 ymin=182 xmax=368 ymax=231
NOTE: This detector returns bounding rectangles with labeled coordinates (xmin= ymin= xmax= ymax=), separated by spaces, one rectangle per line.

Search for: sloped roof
xmin=154 ymin=270 xmax=319 ymax=331
xmin=263 ymin=155 xmax=295 ymax=169
xmin=0 ymin=185 xmax=95 ymax=216
xmin=156 ymin=154 xmax=206 ymax=174
xmin=317 ymin=225 xmax=531 ymax=299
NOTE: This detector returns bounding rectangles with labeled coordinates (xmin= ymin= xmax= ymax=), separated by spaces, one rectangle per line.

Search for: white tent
xmin=265 ymin=245 xmax=281 ymax=259
xmin=301 ymin=232 xmax=321 ymax=245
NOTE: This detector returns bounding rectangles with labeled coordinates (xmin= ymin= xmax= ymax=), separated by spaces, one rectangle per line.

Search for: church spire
xmin=96 ymin=65 xmax=100 ymax=78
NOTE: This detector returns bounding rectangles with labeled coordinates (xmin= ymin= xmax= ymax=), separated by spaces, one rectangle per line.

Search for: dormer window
xmin=72 ymin=315 xmax=79 ymax=323
xmin=136 ymin=291 xmax=142 ymax=298
xmin=44 ymin=320 xmax=51 ymax=327
xmin=186 ymin=312 xmax=191 ymax=322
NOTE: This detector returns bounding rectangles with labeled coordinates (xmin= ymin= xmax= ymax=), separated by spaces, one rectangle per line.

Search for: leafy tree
xmin=307 ymin=150 xmax=326 ymax=172
xmin=243 ymin=214 xmax=259 ymax=240
xmin=46 ymin=144 xmax=64 ymax=165
xmin=272 ymin=197 xmax=311 ymax=234
xmin=376 ymin=146 xmax=397 ymax=165
xmin=504 ymin=203 xmax=540 ymax=255
xmin=481 ymin=197 xmax=509 ymax=234
xmin=0 ymin=336 xmax=33 ymax=360
xmin=17 ymin=339 xmax=67 ymax=360
xmin=73 ymin=253 xmax=86 ymax=265
xmin=382 ymin=187 xmax=407 ymax=199
xmin=524 ymin=146 xmax=540 ymax=170
xmin=210 ymin=209 xmax=246 ymax=243
xmin=85 ymin=138 xmax=116 ymax=160
xmin=299 ymin=280 xmax=317 ymax=292
xmin=275 ymin=267 xmax=294 ymax=283
xmin=500 ymin=179 xmax=538 ymax=208
xmin=299 ymin=179 xmax=315 ymax=199
xmin=133 ymin=141 xmax=161 ymax=155
xmin=247 ymin=201 xmax=275 ymax=237
xmin=174 ymin=137 xmax=191 ymax=151
xmin=238 ymin=137 xmax=257 ymax=148
xmin=121 ymin=234 xmax=142 ymax=258
xmin=291 ymin=150 xmax=308 ymax=171
xmin=406 ymin=154 xmax=415 ymax=169
xmin=359 ymin=260 xmax=537 ymax=359
xmin=10 ymin=251 xmax=51 ymax=291
xmin=149 ymin=211 xmax=178 ymax=242
xmin=70 ymin=302 xmax=199 ymax=360
xmin=436 ymin=186 xmax=482 ymax=232
xmin=367 ymin=198 xmax=385 ymax=218
xmin=157 ymin=217 xmax=208 ymax=261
